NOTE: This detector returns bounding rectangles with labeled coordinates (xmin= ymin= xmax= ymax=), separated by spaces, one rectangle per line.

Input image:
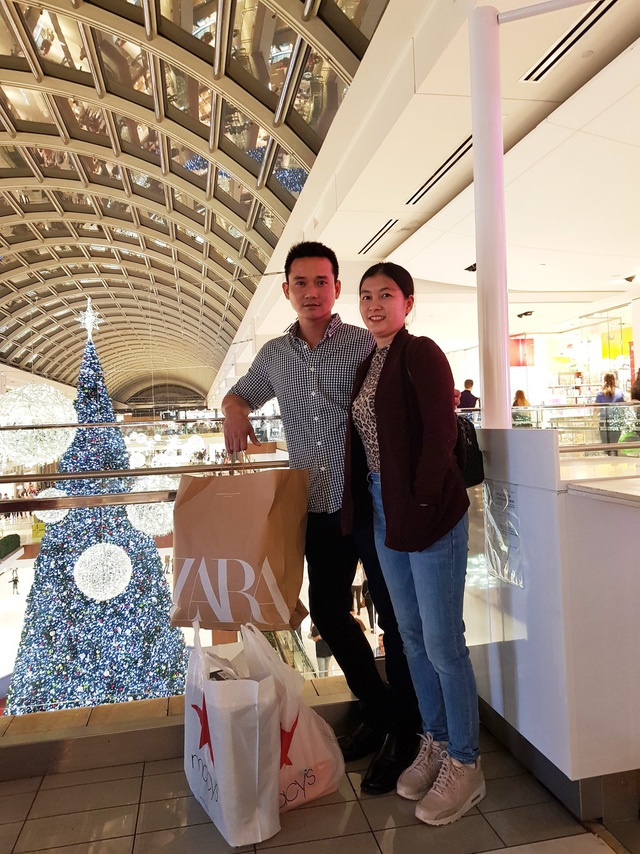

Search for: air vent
xmin=521 ymin=0 xmax=618 ymax=82
xmin=358 ymin=219 xmax=398 ymax=255
xmin=406 ymin=136 xmax=473 ymax=205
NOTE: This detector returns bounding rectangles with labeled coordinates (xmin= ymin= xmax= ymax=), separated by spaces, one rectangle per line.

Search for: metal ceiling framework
xmin=0 ymin=0 xmax=387 ymax=405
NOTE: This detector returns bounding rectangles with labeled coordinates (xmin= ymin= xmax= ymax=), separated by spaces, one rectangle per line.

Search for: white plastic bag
xmin=184 ymin=624 xmax=281 ymax=846
xmin=241 ymin=623 xmax=345 ymax=811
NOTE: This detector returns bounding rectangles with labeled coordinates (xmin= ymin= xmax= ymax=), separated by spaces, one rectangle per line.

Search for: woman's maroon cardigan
xmin=342 ymin=327 xmax=469 ymax=552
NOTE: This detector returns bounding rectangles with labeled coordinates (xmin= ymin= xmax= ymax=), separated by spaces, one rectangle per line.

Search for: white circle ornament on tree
xmin=74 ymin=543 xmax=132 ymax=601
xmin=126 ymin=475 xmax=177 ymax=536
xmin=34 ymin=487 xmax=70 ymax=524
xmin=0 ymin=383 xmax=77 ymax=466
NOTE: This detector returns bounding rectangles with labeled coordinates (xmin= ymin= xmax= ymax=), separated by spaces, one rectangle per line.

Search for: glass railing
xmin=459 ymin=402 xmax=640 ymax=453
xmin=0 ymin=416 xmax=324 ymax=718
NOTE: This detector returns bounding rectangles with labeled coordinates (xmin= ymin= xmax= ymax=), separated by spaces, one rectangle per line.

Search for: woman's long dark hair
xmin=601 ymin=372 xmax=617 ymax=398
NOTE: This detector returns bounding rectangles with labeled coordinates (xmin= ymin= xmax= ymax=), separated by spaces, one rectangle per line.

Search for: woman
xmin=596 ymin=372 xmax=625 ymax=454
xmin=512 ymin=390 xmax=532 ymax=427
xmin=342 ymin=262 xmax=485 ymax=826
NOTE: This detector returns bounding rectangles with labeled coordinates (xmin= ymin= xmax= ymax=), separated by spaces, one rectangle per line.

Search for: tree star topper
xmin=78 ymin=296 xmax=102 ymax=340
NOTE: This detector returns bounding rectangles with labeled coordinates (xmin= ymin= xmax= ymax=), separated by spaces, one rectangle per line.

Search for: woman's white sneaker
xmin=396 ymin=733 xmax=446 ymax=801
xmin=415 ymin=753 xmax=486 ymax=825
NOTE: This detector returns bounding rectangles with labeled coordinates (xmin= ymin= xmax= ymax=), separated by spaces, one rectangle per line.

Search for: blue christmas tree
xmin=4 ymin=302 xmax=187 ymax=714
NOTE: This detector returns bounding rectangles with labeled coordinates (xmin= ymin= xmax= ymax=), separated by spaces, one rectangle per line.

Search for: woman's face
xmin=359 ymin=273 xmax=414 ymax=347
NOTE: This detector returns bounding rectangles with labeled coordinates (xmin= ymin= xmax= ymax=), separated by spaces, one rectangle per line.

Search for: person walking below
xmin=310 ymin=623 xmax=333 ymax=677
xmin=352 ymin=560 xmax=364 ymax=614
xmin=596 ymin=372 xmax=625 ymax=454
xmin=343 ymin=261 xmax=485 ymax=826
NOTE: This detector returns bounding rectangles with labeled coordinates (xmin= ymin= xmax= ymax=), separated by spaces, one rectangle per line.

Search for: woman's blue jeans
xmin=369 ymin=472 xmax=479 ymax=763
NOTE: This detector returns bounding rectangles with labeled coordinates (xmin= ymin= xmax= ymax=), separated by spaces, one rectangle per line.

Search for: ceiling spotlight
xmin=517 ymin=310 xmax=534 ymax=318
xmin=464 ymin=263 xmax=476 ymax=272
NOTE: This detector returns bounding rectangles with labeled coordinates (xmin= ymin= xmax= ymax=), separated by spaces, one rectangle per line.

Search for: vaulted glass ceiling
xmin=0 ymin=0 xmax=388 ymax=405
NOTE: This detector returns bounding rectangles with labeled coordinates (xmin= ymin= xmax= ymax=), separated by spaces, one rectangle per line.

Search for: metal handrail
xmin=0 ymin=460 xmax=289 ymax=512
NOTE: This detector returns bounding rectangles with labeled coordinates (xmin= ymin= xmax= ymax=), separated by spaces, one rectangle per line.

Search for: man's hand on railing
xmin=221 ymin=393 xmax=260 ymax=453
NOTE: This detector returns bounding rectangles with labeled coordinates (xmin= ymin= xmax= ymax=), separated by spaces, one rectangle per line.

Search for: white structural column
xmin=468 ymin=6 xmax=511 ymax=428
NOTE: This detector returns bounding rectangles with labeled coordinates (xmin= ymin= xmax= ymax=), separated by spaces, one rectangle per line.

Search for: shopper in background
xmin=310 ymin=623 xmax=333 ymax=677
xmin=458 ymin=379 xmax=479 ymax=413
xmin=352 ymin=560 xmax=364 ymax=614
xmin=596 ymin=372 xmax=625 ymax=454
xmin=222 ymin=241 xmax=422 ymax=796
xmin=512 ymin=390 xmax=533 ymax=428
xmin=343 ymin=261 xmax=485 ymax=827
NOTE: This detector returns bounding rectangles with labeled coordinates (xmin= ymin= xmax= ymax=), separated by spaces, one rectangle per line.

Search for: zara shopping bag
xmin=184 ymin=625 xmax=281 ymax=847
xmin=172 ymin=468 xmax=308 ymax=631
xmin=241 ymin=624 xmax=345 ymax=812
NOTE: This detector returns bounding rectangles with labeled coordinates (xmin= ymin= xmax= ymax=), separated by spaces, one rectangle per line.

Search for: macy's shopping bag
xmin=241 ymin=624 xmax=345 ymax=812
xmin=172 ymin=468 xmax=308 ymax=631
xmin=184 ymin=625 xmax=281 ymax=847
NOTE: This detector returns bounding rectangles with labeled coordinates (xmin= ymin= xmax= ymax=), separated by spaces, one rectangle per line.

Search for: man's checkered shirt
xmin=229 ymin=314 xmax=374 ymax=514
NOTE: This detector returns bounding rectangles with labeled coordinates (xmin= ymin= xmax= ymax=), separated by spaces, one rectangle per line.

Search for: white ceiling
xmin=210 ymin=0 xmax=640 ymax=403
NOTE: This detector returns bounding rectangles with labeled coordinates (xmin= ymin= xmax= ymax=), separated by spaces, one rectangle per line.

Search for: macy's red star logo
xmin=280 ymin=713 xmax=299 ymax=768
xmin=192 ymin=694 xmax=214 ymax=764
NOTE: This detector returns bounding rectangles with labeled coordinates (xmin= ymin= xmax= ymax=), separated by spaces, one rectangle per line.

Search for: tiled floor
xmin=0 ymin=726 xmax=630 ymax=854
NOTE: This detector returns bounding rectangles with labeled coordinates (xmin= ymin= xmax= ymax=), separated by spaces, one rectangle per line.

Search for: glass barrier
xmin=0 ymin=416 xmax=321 ymax=718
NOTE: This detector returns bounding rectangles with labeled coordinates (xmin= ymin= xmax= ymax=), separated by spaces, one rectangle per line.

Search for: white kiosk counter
xmin=468 ymin=428 xmax=640 ymax=822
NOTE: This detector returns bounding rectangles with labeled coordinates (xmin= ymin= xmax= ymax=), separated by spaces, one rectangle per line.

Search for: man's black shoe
xmin=360 ymin=732 xmax=421 ymax=795
xmin=338 ymin=723 xmax=385 ymax=763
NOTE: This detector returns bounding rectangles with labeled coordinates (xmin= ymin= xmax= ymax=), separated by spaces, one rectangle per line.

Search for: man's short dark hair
xmin=284 ymin=241 xmax=339 ymax=281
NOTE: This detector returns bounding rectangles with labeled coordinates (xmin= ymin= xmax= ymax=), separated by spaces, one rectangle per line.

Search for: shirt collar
xmin=286 ymin=313 xmax=343 ymax=342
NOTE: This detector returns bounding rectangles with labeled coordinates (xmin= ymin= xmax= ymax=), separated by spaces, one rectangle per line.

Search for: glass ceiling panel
xmin=221 ymin=102 xmax=269 ymax=175
xmin=215 ymin=169 xmax=251 ymax=217
xmin=229 ymin=1 xmax=295 ymax=99
xmin=291 ymin=48 xmax=348 ymax=141
xmin=55 ymin=190 xmax=94 ymax=209
xmin=80 ymin=155 xmax=123 ymax=184
xmin=30 ymin=146 xmax=76 ymax=175
xmin=269 ymin=147 xmax=308 ymax=203
xmin=33 ymin=222 xmax=71 ymax=237
xmin=328 ymin=0 xmax=387 ymax=38
xmin=170 ymin=144 xmax=209 ymax=183
xmin=164 ymin=61 xmax=214 ymax=130
xmin=173 ymin=189 xmax=206 ymax=223
xmin=128 ymin=167 xmax=164 ymax=200
xmin=58 ymin=97 xmax=109 ymax=141
xmin=10 ymin=189 xmax=54 ymax=210
xmin=159 ymin=0 xmax=216 ymax=42
xmin=0 ymin=146 xmax=30 ymax=176
xmin=0 ymin=86 xmax=53 ymax=126
xmin=212 ymin=213 xmax=242 ymax=248
xmin=18 ymin=5 xmax=88 ymax=75
xmin=98 ymin=197 xmax=133 ymax=219
xmin=0 ymin=6 xmax=22 ymax=57
xmin=111 ymin=225 xmax=138 ymax=241
xmin=0 ymin=222 xmax=35 ymax=243
xmin=255 ymin=202 xmax=284 ymax=244
xmin=96 ymin=32 xmax=153 ymax=99
xmin=118 ymin=119 xmax=160 ymax=158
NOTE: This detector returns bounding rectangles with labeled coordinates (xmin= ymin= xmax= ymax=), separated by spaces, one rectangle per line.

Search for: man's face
xmin=282 ymin=257 xmax=341 ymax=323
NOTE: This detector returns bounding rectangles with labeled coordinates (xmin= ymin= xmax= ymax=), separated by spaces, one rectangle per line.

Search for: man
xmin=223 ymin=241 xmax=421 ymax=794
xmin=459 ymin=379 xmax=479 ymax=411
